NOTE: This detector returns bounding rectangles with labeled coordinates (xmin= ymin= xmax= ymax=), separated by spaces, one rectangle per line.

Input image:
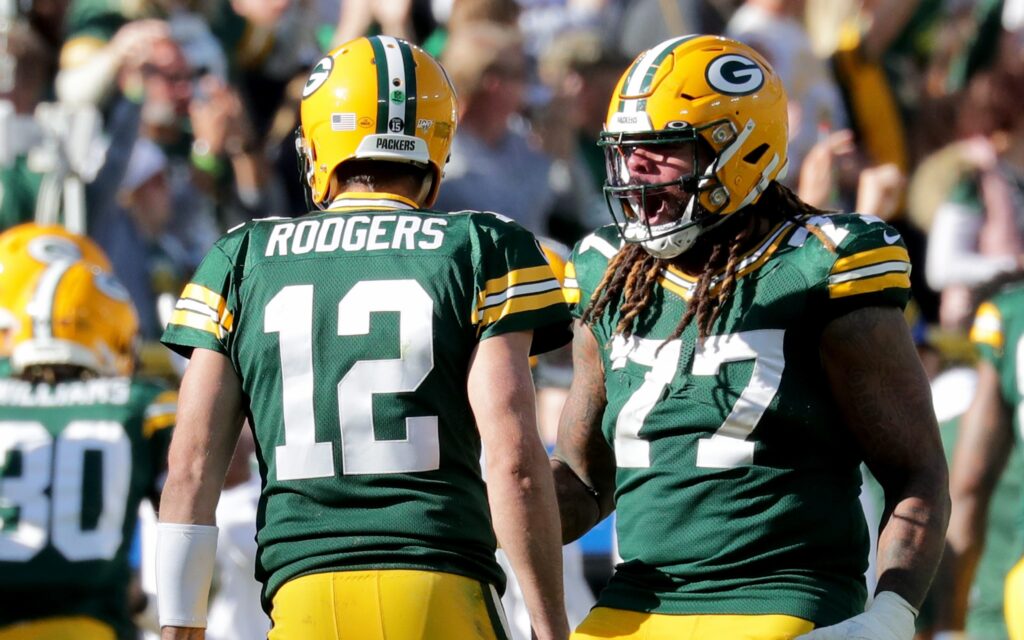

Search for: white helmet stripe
xmin=620 ymin=35 xmax=693 ymax=114
xmin=29 ymin=259 xmax=74 ymax=339
xmin=377 ymin=36 xmax=409 ymax=133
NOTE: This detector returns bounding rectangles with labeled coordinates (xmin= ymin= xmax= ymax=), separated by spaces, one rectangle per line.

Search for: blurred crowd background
xmin=3 ymin=0 xmax=1024 ymax=638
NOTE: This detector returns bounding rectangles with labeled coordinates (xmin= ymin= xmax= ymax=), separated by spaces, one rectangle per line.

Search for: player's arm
xmin=551 ymin=320 xmax=616 ymax=543
xmin=800 ymin=305 xmax=950 ymax=640
xmin=158 ymin=348 xmax=246 ymax=640
xmin=932 ymin=358 xmax=1014 ymax=632
xmin=469 ymin=330 xmax=570 ymax=640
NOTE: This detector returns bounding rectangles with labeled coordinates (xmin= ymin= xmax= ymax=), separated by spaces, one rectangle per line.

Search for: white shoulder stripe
xmin=827 ymin=260 xmax=910 ymax=284
xmin=579 ymin=235 xmax=620 ymax=259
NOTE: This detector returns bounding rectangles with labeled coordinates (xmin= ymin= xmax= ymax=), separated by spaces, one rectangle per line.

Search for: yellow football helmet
xmin=600 ymin=35 xmax=788 ymax=258
xmin=0 ymin=223 xmax=114 ymax=357
xmin=297 ymin=35 xmax=458 ymax=208
xmin=0 ymin=225 xmax=137 ymax=376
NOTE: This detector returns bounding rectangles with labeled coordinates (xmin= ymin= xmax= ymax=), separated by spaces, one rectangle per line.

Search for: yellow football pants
xmin=571 ymin=607 xmax=815 ymax=640
xmin=269 ymin=569 xmax=511 ymax=640
xmin=0 ymin=616 xmax=115 ymax=640
xmin=1007 ymin=556 xmax=1024 ymax=640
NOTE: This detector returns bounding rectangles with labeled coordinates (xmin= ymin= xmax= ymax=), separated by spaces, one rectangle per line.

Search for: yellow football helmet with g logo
xmin=600 ymin=35 xmax=788 ymax=258
xmin=0 ymin=223 xmax=137 ymax=376
xmin=298 ymin=35 xmax=458 ymax=208
xmin=0 ymin=224 xmax=113 ymax=357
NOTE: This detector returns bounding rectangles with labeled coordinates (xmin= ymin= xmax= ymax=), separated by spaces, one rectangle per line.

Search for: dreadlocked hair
xmin=581 ymin=181 xmax=836 ymax=341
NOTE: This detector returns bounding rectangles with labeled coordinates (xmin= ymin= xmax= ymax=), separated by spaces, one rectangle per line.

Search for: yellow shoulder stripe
xmin=169 ymin=308 xmax=223 ymax=338
xmin=143 ymin=391 xmax=178 ymax=438
xmin=483 ymin=265 xmax=557 ymax=296
xmin=970 ymin=302 xmax=1004 ymax=350
xmin=831 ymin=246 xmax=909 ymax=274
xmin=480 ymin=288 xmax=566 ymax=325
xmin=828 ymin=272 xmax=910 ymax=299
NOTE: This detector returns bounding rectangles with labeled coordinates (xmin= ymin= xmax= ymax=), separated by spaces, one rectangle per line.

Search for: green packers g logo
xmin=390 ymin=89 xmax=406 ymax=104
xmin=303 ymin=56 xmax=334 ymax=98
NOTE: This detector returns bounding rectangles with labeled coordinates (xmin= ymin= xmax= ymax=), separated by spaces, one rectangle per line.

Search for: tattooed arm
xmin=932 ymin=359 xmax=1013 ymax=631
xmin=551 ymin=320 xmax=617 ymax=543
xmin=819 ymin=306 xmax=950 ymax=608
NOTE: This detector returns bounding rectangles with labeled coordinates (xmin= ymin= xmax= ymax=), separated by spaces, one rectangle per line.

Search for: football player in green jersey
xmin=550 ymin=35 xmax=950 ymax=640
xmin=157 ymin=35 xmax=572 ymax=640
xmin=0 ymin=225 xmax=176 ymax=640
xmin=936 ymin=280 xmax=1024 ymax=640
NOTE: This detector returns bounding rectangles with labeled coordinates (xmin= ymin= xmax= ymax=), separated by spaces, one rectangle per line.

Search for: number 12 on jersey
xmin=265 ymin=281 xmax=440 ymax=481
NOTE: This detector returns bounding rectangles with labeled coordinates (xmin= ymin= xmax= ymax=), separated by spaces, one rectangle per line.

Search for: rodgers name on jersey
xmin=162 ymin=196 xmax=571 ymax=610
xmin=564 ymin=213 xmax=911 ymax=626
xmin=0 ymin=377 xmax=175 ymax=639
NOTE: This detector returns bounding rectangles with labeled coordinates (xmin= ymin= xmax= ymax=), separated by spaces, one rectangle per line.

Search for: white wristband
xmin=932 ymin=633 xmax=967 ymax=640
xmin=156 ymin=522 xmax=219 ymax=628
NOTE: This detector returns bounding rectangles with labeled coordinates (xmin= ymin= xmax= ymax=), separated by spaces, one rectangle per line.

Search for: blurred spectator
xmin=92 ymin=137 xmax=189 ymax=340
xmin=423 ymin=0 xmax=521 ymax=58
xmin=0 ymin=19 xmax=50 ymax=230
xmin=923 ymin=67 xmax=1024 ymax=331
xmin=437 ymin=21 xmax=554 ymax=235
xmin=535 ymin=28 xmax=630 ymax=244
xmin=615 ymin=0 xmax=730 ymax=57
xmin=726 ymin=0 xmax=849 ymax=185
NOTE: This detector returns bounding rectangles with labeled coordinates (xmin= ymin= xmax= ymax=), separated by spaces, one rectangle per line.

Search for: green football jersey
xmin=564 ymin=213 xmax=912 ymax=626
xmin=969 ymin=284 xmax=1024 ymax=636
xmin=161 ymin=193 xmax=572 ymax=609
xmin=0 ymin=376 xmax=175 ymax=639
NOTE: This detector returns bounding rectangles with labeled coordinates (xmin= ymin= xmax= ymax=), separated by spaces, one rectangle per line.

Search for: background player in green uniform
xmin=936 ymin=280 xmax=1024 ymax=640
xmin=551 ymin=35 xmax=950 ymax=640
xmin=158 ymin=35 xmax=571 ymax=640
xmin=0 ymin=224 xmax=175 ymax=640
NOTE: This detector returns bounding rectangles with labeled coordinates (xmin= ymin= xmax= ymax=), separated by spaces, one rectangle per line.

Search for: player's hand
xmin=794 ymin=591 xmax=917 ymax=640
xmin=161 ymin=627 xmax=205 ymax=640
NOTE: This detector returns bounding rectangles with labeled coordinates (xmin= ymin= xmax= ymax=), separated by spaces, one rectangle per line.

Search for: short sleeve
xmin=564 ymin=227 xmax=622 ymax=320
xmin=161 ymin=242 xmax=238 ymax=358
xmin=472 ymin=216 xmax=571 ymax=355
xmin=970 ymin=300 xmax=1004 ymax=367
xmin=818 ymin=216 xmax=912 ymax=317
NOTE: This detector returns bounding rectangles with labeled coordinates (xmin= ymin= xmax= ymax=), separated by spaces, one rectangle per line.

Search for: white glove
xmin=795 ymin=591 xmax=918 ymax=640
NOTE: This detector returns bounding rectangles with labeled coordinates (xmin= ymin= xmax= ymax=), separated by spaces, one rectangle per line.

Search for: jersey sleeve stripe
xmin=827 ymin=272 xmax=911 ymax=299
xmin=827 ymin=260 xmax=910 ymax=285
xmin=143 ymin=413 xmax=175 ymax=438
xmin=970 ymin=302 xmax=1004 ymax=349
xmin=831 ymin=246 xmax=910 ymax=274
xmin=479 ymin=288 xmax=567 ymax=325
xmin=482 ymin=265 xmax=559 ymax=296
xmin=145 ymin=402 xmax=178 ymax=420
xmin=181 ymin=283 xmax=228 ymax=315
xmin=481 ymin=279 xmax=562 ymax=309
xmin=169 ymin=308 xmax=227 ymax=338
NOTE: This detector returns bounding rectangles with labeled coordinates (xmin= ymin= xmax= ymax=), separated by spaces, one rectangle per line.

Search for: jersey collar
xmin=324 ymin=192 xmax=419 ymax=212
xmin=659 ymin=220 xmax=795 ymax=300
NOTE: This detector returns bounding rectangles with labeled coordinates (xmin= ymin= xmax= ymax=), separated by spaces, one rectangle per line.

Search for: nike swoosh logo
xmin=883 ymin=230 xmax=901 ymax=244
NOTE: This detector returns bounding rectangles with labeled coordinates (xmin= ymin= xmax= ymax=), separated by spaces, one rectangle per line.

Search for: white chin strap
xmin=623 ymin=193 xmax=701 ymax=259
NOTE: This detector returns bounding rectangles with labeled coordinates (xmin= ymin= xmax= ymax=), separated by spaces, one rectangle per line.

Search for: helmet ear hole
xmin=742 ymin=143 xmax=769 ymax=165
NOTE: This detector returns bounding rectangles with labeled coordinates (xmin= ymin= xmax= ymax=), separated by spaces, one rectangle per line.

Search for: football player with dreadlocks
xmin=158 ymin=36 xmax=571 ymax=640
xmin=551 ymin=35 xmax=950 ymax=640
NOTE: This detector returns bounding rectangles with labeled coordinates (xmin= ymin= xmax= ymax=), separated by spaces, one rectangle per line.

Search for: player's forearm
xmin=874 ymin=471 xmax=950 ymax=609
xmin=933 ymin=493 xmax=988 ymax=629
xmin=550 ymin=457 xmax=604 ymax=543
xmin=488 ymin=450 xmax=570 ymax=640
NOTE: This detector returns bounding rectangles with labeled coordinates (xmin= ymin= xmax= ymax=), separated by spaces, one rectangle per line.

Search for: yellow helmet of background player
xmin=0 ymin=224 xmax=114 ymax=357
xmin=297 ymin=35 xmax=458 ymax=208
xmin=600 ymin=35 xmax=788 ymax=258
xmin=9 ymin=260 xmax=138 ymax=377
